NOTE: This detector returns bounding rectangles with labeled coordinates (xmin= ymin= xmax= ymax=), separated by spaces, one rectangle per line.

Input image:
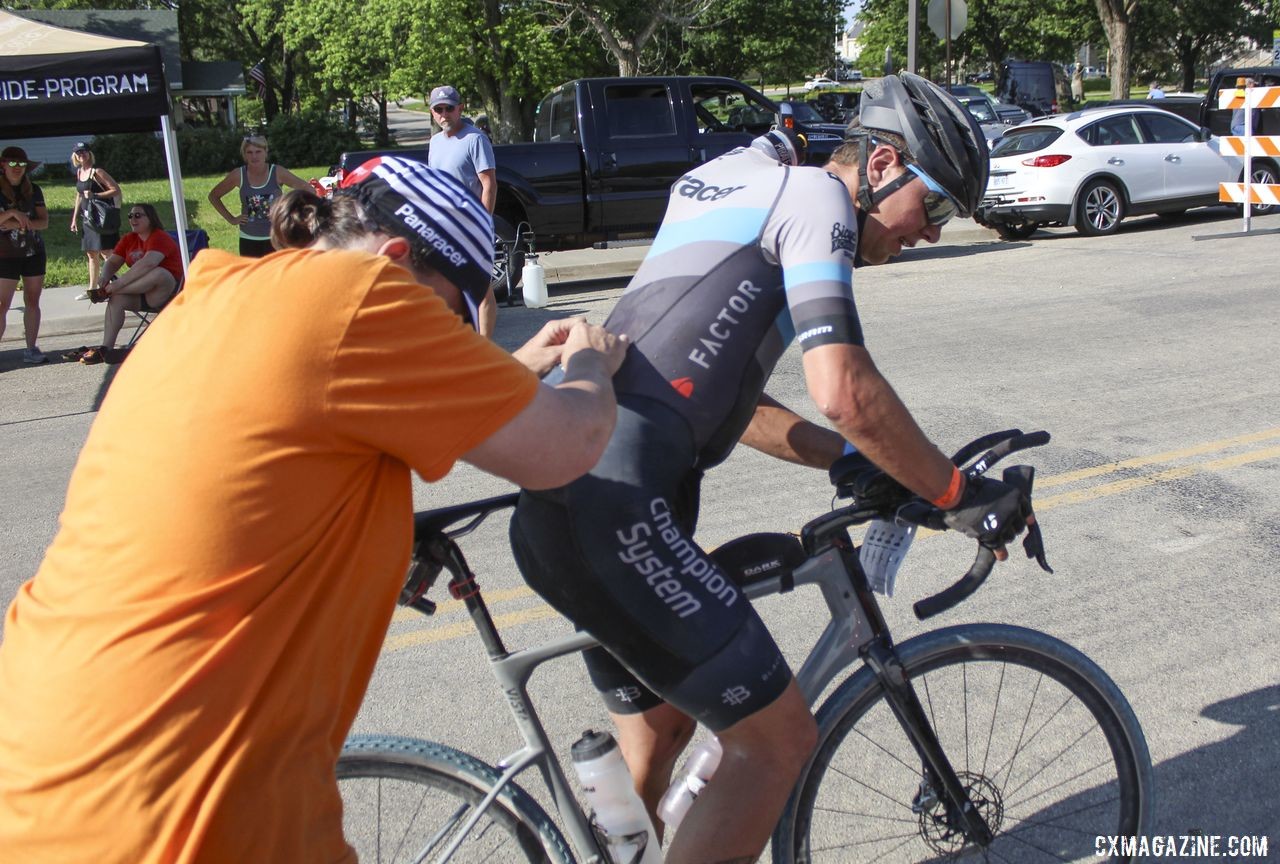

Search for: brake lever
xmin=1003 ymin=464 xmax=1052 ymax=574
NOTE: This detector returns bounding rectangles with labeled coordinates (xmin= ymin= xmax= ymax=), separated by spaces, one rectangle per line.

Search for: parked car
xmin=841 ymin=70 xmax=864 ymax=82
xmin=975 ymin=105 xmax=1275 ymax=239
xmin=966 ymin=69 xmax=994 ymax=84
xmin=958 ymin=97 xmax=1014 ymax=149
xmin=995 ymin=60 xmax=1075 ymax=117
xmin=808 ymin=91 xmax=861 ymax=124
xmin=779 ymin=99 xmax=848 ymax=138
xmin=1200 ymin=67 xmax=1280 ymax=137
xmin=1083 ymin=65 xmax=1105 ymax=80
xmin=946 ymin=84 xmax=1031 ymax=125
xmin=804 ymin=76 xmax=841 ymax=92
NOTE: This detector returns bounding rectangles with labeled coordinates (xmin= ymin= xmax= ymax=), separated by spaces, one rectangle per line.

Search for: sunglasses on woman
xmin=128 ymin=212 xmax=146 ymax=219
xmin=4 ymin=161 xmax=28 ymax=168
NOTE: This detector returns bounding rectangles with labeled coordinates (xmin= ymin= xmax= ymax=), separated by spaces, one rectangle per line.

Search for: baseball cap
xmin=429 ymin=85 xmax=461 ymax=107
xmin=338 ymin=156 xmax=494 ymax=329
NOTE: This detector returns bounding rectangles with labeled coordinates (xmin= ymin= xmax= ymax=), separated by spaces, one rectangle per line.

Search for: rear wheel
xmin=774 ymin=624 xmax=1153 ymax=863
xmin=1075 ymin=180 xmax=1124 ymax=236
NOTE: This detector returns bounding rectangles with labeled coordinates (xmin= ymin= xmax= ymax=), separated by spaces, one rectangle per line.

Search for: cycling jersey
xmin=606 ymin=145 xmax=864 ymax=469
xmin=512 ymin=145 xmax=865 ymax=729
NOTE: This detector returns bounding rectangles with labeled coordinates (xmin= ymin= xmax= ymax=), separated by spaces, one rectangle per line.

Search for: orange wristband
xmin=932 ymin=465 xmax=964 ymax=509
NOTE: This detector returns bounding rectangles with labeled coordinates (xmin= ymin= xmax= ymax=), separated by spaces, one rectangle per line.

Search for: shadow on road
xmin=1150 ymin=684 xmax=1279 ymax=837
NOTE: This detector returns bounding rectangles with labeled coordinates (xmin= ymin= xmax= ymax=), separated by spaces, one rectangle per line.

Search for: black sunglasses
xmin=432 ymin=104 xmax=458 ymax=113
xmin=4 ymin=160 xmax=28 ymax=168
xmin=128 ymin=212 xmax=146 ymax=219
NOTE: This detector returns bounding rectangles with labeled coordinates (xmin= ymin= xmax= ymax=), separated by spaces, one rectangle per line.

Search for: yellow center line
xmin=385 ymin=604 xmax=561 ymax=652
xmin=390 ymin=586 xmax=534 ymax=624
xmin=1036 ymin=427 xmax=1280 ymax=489
xmin=384 ymin=432 xmax=1280 ymax=652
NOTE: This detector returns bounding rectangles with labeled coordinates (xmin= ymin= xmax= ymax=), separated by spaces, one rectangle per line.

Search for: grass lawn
xmin=36 ymin=164 xmax=330 ymax=287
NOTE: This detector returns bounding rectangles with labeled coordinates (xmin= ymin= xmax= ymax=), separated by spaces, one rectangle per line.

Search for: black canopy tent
xmin=0 ymin=10 xmax=193 ymax=270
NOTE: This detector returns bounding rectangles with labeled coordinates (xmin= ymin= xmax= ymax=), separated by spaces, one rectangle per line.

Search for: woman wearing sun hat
xmin=0 ymin=146 xmax=50 ymax=364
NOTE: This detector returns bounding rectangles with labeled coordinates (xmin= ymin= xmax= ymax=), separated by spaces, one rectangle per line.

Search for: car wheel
xmin=1245 ymin=163 xmax=1277 ymax=216
xmin=994 ymin=222 xmax=1038 ymax=240
xmin=1075 ymin=179 xmax=1125 ymax=236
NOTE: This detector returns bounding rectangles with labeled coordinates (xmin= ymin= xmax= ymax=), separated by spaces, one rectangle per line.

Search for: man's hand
xmin=562 ymin=320 xmax=629 ymax=377
xmin=941 ymin=476 xmax=1031 ymax=558
xmin=512 ymin=317 xmax=579 ymax=377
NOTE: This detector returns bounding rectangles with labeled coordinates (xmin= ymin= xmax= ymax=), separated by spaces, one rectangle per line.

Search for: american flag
xmin=248 ymin=61 xmax=267 ymax=99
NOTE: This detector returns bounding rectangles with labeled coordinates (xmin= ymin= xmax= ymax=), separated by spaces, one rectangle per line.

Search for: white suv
xmin=975 ymin=105 xmax=1273 ymax=239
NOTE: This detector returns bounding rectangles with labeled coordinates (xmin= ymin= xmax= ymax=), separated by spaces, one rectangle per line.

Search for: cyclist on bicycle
xmin=0 ymin=159 xmax=627 ymax=863
xmin=510 ymin=74 xmax=1032 ymax=862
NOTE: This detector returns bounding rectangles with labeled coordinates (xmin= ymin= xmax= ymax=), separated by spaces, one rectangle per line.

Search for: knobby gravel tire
xmin=773 ymin=624 xmax=1153 ymax=864
xmin=338 ymin=735 xmax=575 ymax=864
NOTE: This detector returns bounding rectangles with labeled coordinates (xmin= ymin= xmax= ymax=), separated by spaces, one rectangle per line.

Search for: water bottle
xmin=842 ymin=442 xmax=916 ymax=595
xmin=521 ymin=252 xmax=548 ymax=308
xmin=656 ymin=735 xmax=722 ymax=831
xmin=570 ymin=729 xmax=661 ymax=864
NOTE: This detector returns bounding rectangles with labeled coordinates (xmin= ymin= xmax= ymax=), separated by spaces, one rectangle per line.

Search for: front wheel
xmin=337 ymin=735 xmax=575 ymax=863
xmin=1075 ymin=180 xmax=1125 ymax=236
xmin=774 ymin=624 xmax=1153 ymax=863
xmin=1240 ymin=162 xmax=1278 ymax=216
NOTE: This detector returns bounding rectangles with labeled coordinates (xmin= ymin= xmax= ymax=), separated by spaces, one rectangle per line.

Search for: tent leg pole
xmin=161 ymin=114 xmax=192 ymax=276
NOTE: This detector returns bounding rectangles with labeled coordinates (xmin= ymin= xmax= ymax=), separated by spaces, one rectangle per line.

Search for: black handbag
xmin=84 ymin=198 xmax=121 ymax=234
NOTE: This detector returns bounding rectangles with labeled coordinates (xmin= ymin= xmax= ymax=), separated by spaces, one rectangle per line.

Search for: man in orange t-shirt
xmin=0 ymin=159 xmax=626 ymax=863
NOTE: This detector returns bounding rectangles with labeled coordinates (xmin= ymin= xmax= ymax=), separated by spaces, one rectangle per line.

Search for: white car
xmin=804 ymin=76 xmax=840 ymax=93
xmin=975 ymin=105 xmax=1278 ymax=239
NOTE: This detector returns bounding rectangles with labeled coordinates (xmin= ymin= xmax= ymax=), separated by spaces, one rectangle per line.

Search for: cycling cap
xmin=848 ymin=73 xmax=989 ymax=217
xmin=338 ymin=156 xmax=493 ymax=328
xmin=751 ymin=128 xmax=808 ymax=166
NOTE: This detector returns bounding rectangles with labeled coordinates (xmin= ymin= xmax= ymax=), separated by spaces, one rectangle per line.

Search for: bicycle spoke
xmin=1004 ymin=723 xmax=1102 ymax=803
xmin=981 ymin=663 xmax=1007 ymax=779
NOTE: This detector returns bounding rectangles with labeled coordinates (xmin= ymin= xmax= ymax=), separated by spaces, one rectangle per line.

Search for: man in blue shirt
xmin=428 ymin=84 xmax=499 ymax=335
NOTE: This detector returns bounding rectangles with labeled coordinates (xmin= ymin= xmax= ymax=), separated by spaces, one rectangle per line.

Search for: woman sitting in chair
xmin=77 ymin=203 xmax=183 ymax=365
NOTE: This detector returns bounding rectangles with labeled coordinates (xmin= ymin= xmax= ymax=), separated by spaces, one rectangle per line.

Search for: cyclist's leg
xmin=667 ymin=680 xmax=816 ymax=863
xmin=583 ymin=647 xmax=695 ymax=831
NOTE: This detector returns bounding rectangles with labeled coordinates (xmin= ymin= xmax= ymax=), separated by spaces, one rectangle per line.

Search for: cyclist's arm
xmin=801 ymin=342 xmax=956 ymax=502
xmin=739 ymin=393 xmax=844 ymax=468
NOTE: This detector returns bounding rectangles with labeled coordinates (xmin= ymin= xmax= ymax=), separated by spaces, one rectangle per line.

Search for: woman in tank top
xmin=69 ymin=143 xmax=122 ymax=291
xmin=207 ymin=134 xmax=309 ymax=257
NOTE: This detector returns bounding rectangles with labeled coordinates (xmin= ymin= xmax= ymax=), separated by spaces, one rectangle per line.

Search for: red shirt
xmin=114 ymin=229 xmax=184 ymax=283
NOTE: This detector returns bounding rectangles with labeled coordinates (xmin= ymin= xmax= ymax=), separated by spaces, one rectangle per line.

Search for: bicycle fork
xmin=861 ymin=636 xmax=996 ymax=849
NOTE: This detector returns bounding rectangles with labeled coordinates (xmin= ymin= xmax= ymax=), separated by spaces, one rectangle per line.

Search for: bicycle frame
xmin=432 ymin=519 xmax=991 ymax=861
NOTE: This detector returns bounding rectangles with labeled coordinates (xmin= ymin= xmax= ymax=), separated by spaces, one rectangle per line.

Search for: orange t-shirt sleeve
xmin=326 ymin=263 xmax=539 ymax=480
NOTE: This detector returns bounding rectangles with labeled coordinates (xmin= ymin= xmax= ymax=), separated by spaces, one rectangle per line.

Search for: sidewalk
xmin=3 ymin=219 xmax=1000 ymax=343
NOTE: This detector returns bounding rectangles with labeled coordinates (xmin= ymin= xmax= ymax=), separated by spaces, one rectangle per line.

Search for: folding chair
xmin=124 ymin=229 xmax=208 ymax=348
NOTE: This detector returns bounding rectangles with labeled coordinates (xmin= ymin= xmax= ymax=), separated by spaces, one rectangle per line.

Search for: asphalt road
xmin=2 ymin=207 xmax=1278 ymax=856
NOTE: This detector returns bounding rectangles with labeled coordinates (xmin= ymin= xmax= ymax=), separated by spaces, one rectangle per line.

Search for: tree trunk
xmin=1094 ymin=0 xmax=1136 ymax=99
xmin=375 ymin=95 xmax=391 ymax=147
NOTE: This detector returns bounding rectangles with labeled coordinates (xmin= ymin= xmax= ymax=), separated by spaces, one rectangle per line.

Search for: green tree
xmin=540 ymin=0 xmax=718 ymax=76
xmin=958 ymin=0 xmax=1101 ymax=73
xmin=681 ymin=0 xmax=845 ymax=87
xmin=1132 ymin=0 xmax=1274 ymax=91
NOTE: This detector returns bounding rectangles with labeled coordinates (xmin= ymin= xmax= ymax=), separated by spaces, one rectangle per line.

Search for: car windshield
xmin=963 ymin=99 xmax=997 ymax=123
xmin=990 ymin=126 xmax=1063 ymax=157
xmin=785 ymin=101 xmax=827 ymax=124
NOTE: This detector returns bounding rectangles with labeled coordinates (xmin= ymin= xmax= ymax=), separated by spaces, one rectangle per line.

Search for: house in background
xmin=7 ymin=8 xmax=244 ymax=168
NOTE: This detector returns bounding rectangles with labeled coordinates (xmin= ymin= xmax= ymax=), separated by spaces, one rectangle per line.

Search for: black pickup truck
xmin=335 ymin=76 xmax=843 ymax=261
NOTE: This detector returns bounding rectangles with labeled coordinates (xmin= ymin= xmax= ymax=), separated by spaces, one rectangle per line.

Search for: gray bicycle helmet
xmin=847 ymin=73 xmax=989 ymax=217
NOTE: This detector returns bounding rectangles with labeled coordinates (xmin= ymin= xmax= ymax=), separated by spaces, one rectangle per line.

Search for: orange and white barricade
xmin=1216 ymin=83 xmax=1280 ymax=231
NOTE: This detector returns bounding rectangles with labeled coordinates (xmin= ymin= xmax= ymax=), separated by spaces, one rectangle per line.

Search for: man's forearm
xmin=740 ymin=393 xmax=845 ymax=469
